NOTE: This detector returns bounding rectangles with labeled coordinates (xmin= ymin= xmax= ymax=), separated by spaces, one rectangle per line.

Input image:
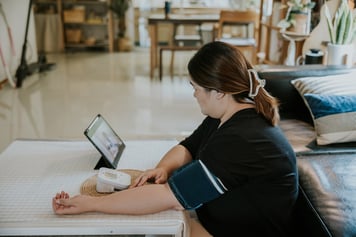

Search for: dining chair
xmin=159 ymin=22 xmax=203 ymax=80
xmin=215 ymin=10 xmax=260 ymax=64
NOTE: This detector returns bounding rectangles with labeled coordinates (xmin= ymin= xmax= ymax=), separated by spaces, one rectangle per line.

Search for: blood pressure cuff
xmin=168 ymin=160 xmax=227 ymax=210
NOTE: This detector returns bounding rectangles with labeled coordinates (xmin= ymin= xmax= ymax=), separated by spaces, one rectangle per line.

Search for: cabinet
xmin=34 ymin=0 xmax=114 ymax=52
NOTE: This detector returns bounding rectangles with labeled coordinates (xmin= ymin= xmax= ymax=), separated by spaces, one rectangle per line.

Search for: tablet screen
xmin=84 ymin=114 xmax=125 ymax=169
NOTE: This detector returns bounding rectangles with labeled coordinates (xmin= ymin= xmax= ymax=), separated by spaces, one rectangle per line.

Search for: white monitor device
xmin=84 ymin=114 xmax=125 ymax=169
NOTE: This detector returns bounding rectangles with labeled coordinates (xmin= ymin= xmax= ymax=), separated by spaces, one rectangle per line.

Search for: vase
xmin=327 ymin=44 xmax=354 ymax=66
xmin=288 ymin=11 xmax=309 ymax=35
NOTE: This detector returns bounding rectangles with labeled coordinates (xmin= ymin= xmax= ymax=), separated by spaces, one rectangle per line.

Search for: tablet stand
xmin=94 ymin=156 xmax=114 ymax=170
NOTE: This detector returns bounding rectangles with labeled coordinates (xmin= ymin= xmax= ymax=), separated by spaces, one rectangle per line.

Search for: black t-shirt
xmin=180 ymin=108 xmax=298 ymax=237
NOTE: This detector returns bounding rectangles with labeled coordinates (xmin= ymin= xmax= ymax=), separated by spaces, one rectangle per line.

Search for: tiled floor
xmin=0 ymin=47 xmax=204 ymax=153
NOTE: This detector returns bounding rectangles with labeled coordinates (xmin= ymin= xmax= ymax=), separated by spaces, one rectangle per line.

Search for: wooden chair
xmin=215 ymin=10 xmax=260 ymax=64
xmin=159 ymin=22 xmax=203 ymax=80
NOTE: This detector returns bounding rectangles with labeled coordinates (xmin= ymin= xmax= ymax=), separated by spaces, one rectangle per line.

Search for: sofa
xmin=256 ymin=65 xmax=356 ymax=237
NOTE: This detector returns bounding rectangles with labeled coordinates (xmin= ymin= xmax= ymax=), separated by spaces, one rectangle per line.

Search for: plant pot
xmin=327 ymin=44 xmax=354 ymax=66
xmin=118 ymin=37 xmax=133 ymax=52
xmin=288 ymin=11 xmax=309 ymax=35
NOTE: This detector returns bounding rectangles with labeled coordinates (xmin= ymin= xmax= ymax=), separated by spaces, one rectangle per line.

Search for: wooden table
xmin=148 ymin=13 xmax=220 ymax=78
xmin=0 ymin=139 xmax=189 ymax=236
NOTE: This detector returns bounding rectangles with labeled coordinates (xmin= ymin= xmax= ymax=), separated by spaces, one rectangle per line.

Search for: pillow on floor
xmin=291 ymin=72 xmax=356 ymax=145
xmin=303 ymin=94 xmax=356 ymax=145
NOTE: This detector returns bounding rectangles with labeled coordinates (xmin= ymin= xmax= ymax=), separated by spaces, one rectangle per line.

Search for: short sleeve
xmin=179 ymin=117 xmax=219 ymax=159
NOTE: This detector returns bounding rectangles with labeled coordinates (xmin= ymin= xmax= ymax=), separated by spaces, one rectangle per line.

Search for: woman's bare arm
xmin=131 ymin=144 xmax=192 ymax=187
xmin=53 ymin=183 xmax=183 ymax=215
xmin=156 ymin=144 xmax=192 ymax=176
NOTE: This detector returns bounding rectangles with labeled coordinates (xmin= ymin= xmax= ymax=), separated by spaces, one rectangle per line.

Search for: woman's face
xmin=190 ymin=79 xmax=221 ymax=118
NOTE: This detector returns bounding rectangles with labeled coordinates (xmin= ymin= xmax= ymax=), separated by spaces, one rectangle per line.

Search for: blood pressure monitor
xmin=96 ymin=167 xmax=131 ymax=193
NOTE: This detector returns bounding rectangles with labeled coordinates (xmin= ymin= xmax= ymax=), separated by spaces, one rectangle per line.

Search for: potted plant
xmin=278 ymin=0 xmax=316 ymax=34
xmin=325 ymin=0 xmax=356 ymax=65
xmin=110 ymin=0 xmax=132 ymax=51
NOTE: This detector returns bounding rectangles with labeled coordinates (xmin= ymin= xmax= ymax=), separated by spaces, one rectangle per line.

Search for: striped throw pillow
xmin=304 ymin=94 xmax=356 ymax=145
xmin=291 ymin=72 xmax=356 ymax=145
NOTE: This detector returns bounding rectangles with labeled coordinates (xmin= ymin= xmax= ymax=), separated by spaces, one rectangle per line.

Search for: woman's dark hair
xmin=187 ymin=41 xmax=280 ymax=126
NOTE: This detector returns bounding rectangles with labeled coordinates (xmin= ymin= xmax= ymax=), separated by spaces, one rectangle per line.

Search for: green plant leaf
xmin=351 ymin=18 xmax=356 ymax=43
xmin=325 ymin=3 xmax=335 ymax=43
xmin=343 ymin=10 xmax=353 ymax=44
xmin=336 ymin=4 xmax=347 ymax=44
xmin=325 ymin=0 xmax=356 ymax=45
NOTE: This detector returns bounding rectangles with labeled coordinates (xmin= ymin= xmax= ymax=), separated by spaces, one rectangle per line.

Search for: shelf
xmin=64 ymin=22 xmax=108 ymax=26
xmin=65 ymin=42 xmax=109 ymax=48
xmin=34 ymin=0 xmax=114 ymax=52
xmin=62 ymin=0 xmax=109 ymax=5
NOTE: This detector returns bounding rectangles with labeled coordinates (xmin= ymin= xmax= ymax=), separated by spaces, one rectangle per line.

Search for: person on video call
xmin=52 ymin=41 xmax=298 ymax=237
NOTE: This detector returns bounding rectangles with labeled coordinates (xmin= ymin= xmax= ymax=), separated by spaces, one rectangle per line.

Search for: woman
xmin=53 ymin=41 xmax=298 ymax=237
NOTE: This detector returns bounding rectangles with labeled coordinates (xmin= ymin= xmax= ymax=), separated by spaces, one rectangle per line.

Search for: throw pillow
xmin=291 ymin=72 xmax=356 ymax=145
xmin=291 ymin=72 xmax=356 ymax=95
xmin=303 ymin=94 xmax=356 ymax=145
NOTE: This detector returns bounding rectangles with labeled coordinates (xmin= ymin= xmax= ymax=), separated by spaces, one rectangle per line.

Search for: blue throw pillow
xmin=303 ymin=94 xmax=356 ymax=145
xmin=304 ymin=94 xmax=356 ymax=118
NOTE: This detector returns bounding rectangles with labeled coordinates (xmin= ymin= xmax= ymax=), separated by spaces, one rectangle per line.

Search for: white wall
xmin=0 ymin=0 xmax=38 ymax=83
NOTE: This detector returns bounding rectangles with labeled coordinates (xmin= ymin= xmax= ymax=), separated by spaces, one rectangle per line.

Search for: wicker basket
xmin=65 ymin=29 xmax=82 ymax=43
xmin=63 ymin=9 xmax=85 ymax=23
xmin=85 ymin=37 xmax=96 ymax=46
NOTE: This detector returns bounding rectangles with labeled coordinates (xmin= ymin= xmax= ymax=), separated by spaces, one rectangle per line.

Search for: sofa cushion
xmin=291 ymin=72 xmax=356 ymax=145
xmin=303 ymin=94 xmax=356 ymax=145
xmin=291 ymin=72 xmax=356 ymax=95
xmin=256 ymin=65 xmax=356 ymax=124
xmin=297 ymin=152 xmax=356 ymax=237
xmin=279 ymin=119 xmax=315 ymax=153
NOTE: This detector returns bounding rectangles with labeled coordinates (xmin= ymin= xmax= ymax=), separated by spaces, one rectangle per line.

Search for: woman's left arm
xmin=53 ymin=183 xmax=183 ymax=215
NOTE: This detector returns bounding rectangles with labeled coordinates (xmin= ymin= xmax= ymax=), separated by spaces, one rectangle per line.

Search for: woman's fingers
xmin=155 ymin=174 xmax=165 ymax=184
xmin=130 ymin=173 xmax=149 ymax=188
xmin=52 ymin=191 xmax=73 ymax=214
xmin=130 ymin=168 xmax=169 ymax=188
xmin=53 ymin=192 xmax=95 ymax=215
xmin=53 ymin=196 xmax=78 ymax=214
xmin=55 ymin=191 xmax=69 ymax=199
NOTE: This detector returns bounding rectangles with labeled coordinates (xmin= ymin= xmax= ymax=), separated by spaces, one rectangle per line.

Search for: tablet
xmin=84 ymin=114 xmax=125 ymax=169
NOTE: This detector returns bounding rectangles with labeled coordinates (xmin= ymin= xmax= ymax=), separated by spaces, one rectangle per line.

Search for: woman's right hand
xmin=130 ymin=167 xmax=168 ymax=188
xmin=52 ymin=191 xmax=95 ymax=215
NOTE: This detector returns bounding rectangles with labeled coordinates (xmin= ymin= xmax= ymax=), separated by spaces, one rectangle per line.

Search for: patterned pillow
xmin=291 ymin=72 xmax=356 ymax=145
xmin=291 ymin=72 xmax=356 ymax=95
xmin=303 ymin=94 xmax=356 ymax=145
